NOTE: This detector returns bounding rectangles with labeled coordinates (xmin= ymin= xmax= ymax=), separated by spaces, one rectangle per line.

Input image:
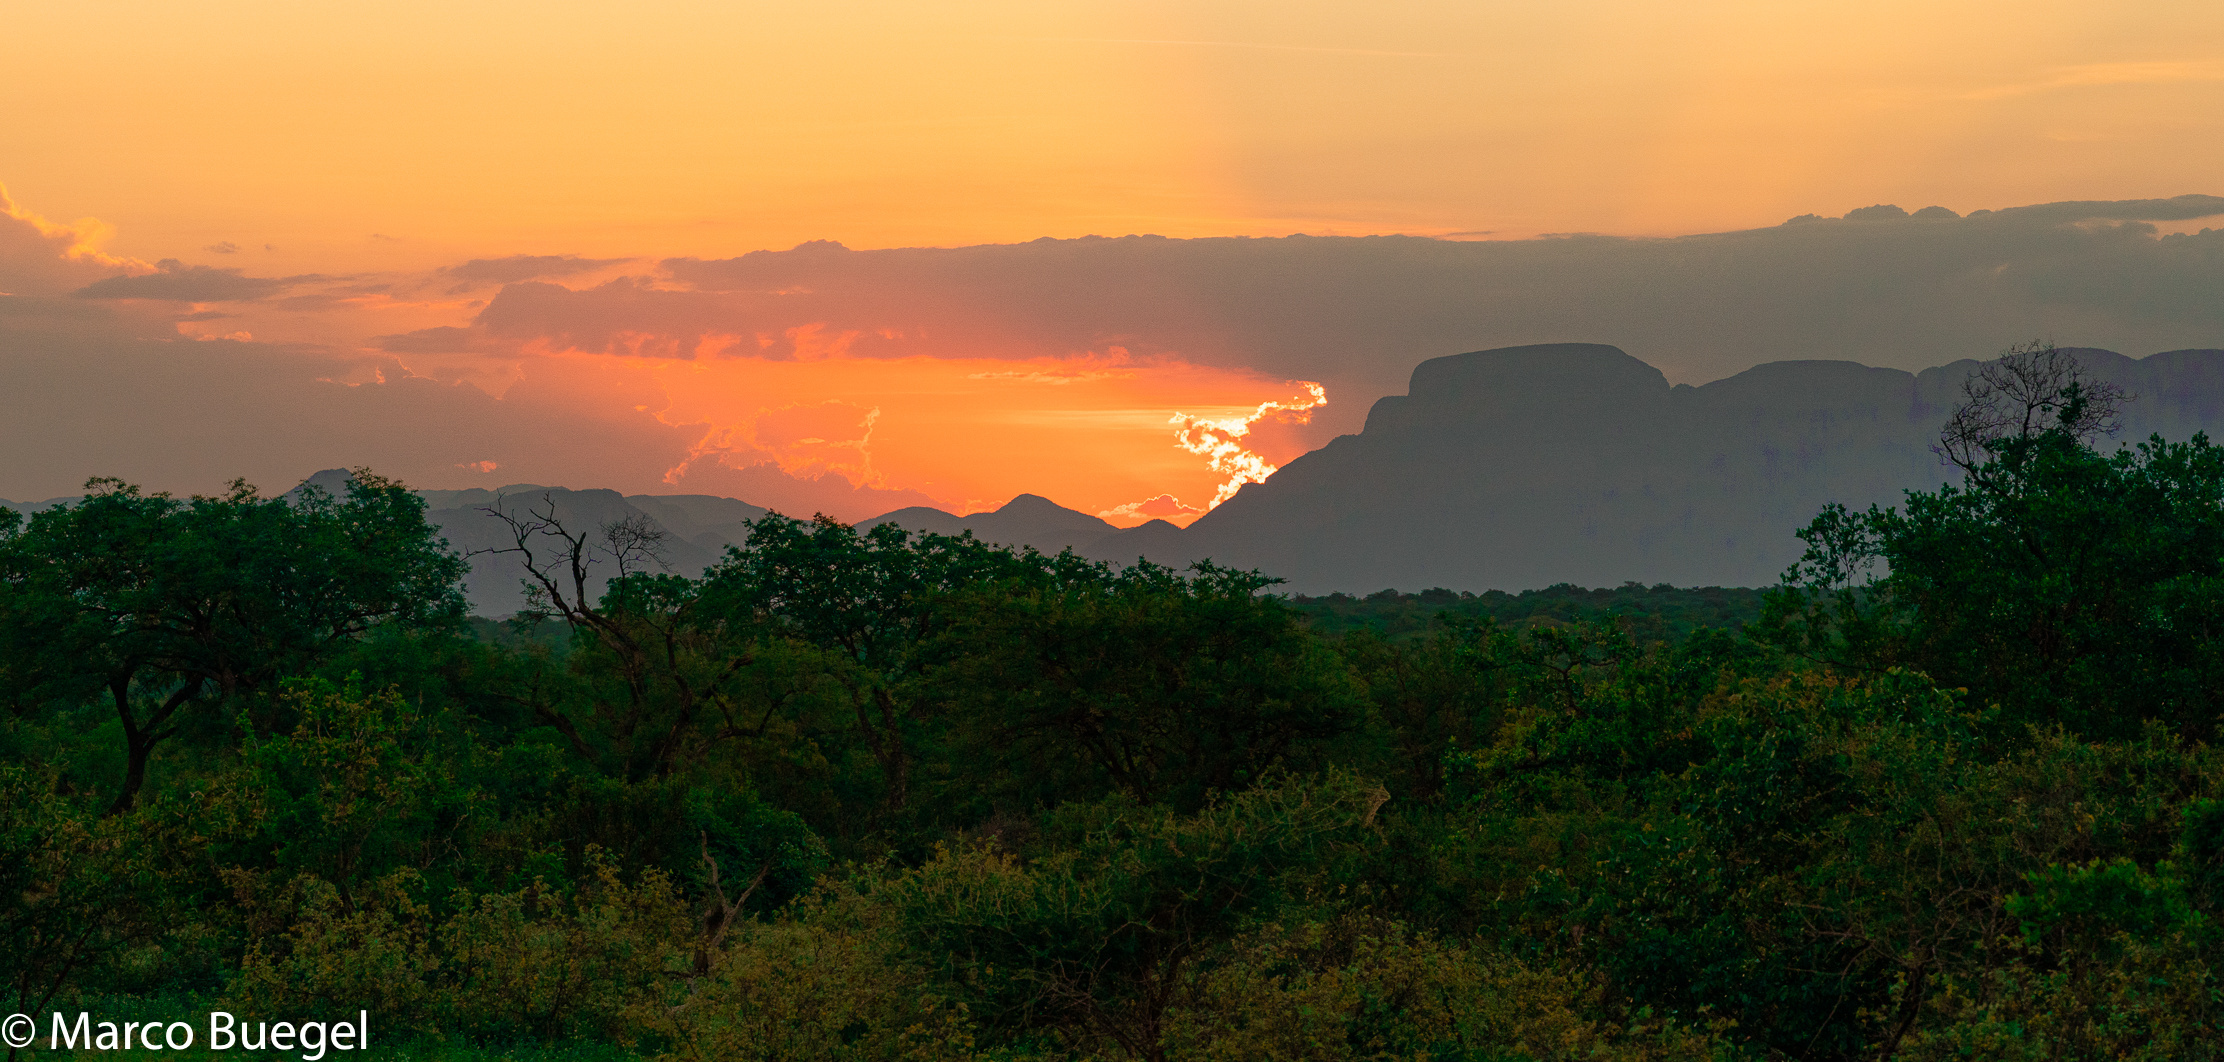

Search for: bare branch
xmin=603 ymin=511 xmax=673 ymax=578
xmin=1935 ymin=340 xmax=2130 ymax=474
xmin=471 ymin=493 xmax=598 ymax=623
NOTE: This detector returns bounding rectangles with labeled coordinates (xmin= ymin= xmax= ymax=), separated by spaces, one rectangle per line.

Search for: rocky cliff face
xmin=1084 ymin=343 xmax=2224 ymax=593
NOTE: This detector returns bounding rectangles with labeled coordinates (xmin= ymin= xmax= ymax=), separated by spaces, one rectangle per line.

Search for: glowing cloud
xmin=1170 ymin=382 xmax=1327 ymax=507
xmin=747 ymin=400 xmax=883 ymax=484
xmin=1098 ymin=493 xmax=1207 ymax=523
xmin=0 ymin=185 xmax=138 ymax=269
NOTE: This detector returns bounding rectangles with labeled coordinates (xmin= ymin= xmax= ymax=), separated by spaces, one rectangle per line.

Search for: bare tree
xmin=603 ymin=511 xmax=673 ymax=579
xmin=1935 ymin=340 xmax=2129 ymax=475
xmin=472 ymin=495 xmax=671 ymax=623
xmin=473 ymin=494 xmax=750 ymax=778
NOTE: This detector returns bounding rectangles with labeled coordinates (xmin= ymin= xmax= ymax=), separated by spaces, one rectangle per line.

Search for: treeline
xmin=1290 ymin=584 xmax=1768 ymax=642
xmin=6 ymin=354 xmax=2224 ymax=1060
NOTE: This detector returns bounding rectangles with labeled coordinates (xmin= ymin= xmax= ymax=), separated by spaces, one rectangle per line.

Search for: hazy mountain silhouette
xmin=1082 ymin=343 xmax=2224 ymax=593
xmin=16 ymin=344 xmax=2224 ymax=610
xmin=857 ymin=493 xmax=1119 ymax=554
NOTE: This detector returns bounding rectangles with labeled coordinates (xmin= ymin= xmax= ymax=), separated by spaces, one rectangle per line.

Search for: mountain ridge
xmin=1080 ymin=343 xmax=2224 ymax=591
xmin=14 ymin=343 xmax=2224 ymax=610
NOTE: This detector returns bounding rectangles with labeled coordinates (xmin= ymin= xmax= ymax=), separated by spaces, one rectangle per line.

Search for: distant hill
xmin=858 ymin=493 xmax=1120 ymax=555
xmin=1082 ymin=343 xmax=2224 ymax=593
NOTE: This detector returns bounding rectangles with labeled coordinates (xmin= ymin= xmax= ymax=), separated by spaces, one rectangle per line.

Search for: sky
xmin=4 ymin=0 xmax=2223 ymax=521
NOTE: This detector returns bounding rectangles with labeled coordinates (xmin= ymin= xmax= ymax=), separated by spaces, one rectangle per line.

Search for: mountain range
xmin=1093 ymin=343 xmax=2224 ymax=592
xmin=10 ymin=343 xmax=2223 ymax=612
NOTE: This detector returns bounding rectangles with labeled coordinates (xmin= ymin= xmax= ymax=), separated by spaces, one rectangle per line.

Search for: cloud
xmin=1962 ymin=61 xmax=2224 ymax=101
xmin=205 ymin=241 xmax=240 ymax=254
xmin=375 ymin=325 xmax=481 ymax=353
xmin=0 ymin=188 xmax=902 ymax=505
xmin=650 ymin=198 xmax=2224 ymax=443
xmin=1 ymin=184 xmax=149 ymax=297
xmin=655 ymin=399 xmax=894 ymax=504
xmin=472 ymin=277 xmax=760 ymax=357
xmin=967 ymin=361 xmax=1138 ymax=385
xmin=1098 ymin=493 xmax=1206 ymax=523
xmin=73 ymin=259 xmax=306 ymax=302
xmin=0 ymin=307 xmax=914 ymax=510
xmin=1172 ymin=383 xmax=1327 ymax=507
xmin=346 ymin=200 xmax=2224 ymax=463
xmin=1989 ymin=194 xmax=2224 ymax=223
xmin=443 ymin=254 xmax=632 ymax=285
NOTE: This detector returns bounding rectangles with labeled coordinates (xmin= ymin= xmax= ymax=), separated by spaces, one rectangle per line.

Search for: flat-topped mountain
xmin=1083 ymin=343 xmax=2224 ymax=592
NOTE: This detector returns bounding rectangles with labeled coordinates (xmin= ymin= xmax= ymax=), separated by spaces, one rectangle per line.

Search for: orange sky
xmin=5 ymin=0 xmax=2221 ymax=519
xmin=505 ymin=346 xmax=1321 ymax=523
xmin=9 ymin=1 xmax=2223 ymax=266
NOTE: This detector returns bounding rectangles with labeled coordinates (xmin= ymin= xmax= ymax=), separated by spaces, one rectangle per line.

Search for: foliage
xmin=1292 ymin=584 xmax=1768 ymax=644
xmin=1165 ymin=917 xmax=1729 ymax=1062
xmin=1759 ymin=361 xmax=2224 ymax=738
xmin=0 ymin=471 xmax=465 ymax=812
xmin=920 ymin=562 xmax=1365 ymax=813
xmin=885 ymin=773 xmax=1387 ymax=1058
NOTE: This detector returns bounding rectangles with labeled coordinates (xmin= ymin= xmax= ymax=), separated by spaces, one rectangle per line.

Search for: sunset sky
xmin=5 ymin=0 xmax=2222 ymax=521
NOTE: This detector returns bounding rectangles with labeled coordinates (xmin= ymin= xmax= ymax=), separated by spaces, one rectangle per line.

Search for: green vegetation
xmin=1291 ymin=584 xmax=1768 ymax=642
xmin=7 ymin=349 xmax=2224 ymax=1060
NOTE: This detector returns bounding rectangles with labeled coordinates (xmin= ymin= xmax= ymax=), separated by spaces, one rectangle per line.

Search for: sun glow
xmin=1171 ymin=383 xmax=1327 ymax=507
xmin=478 ymin=347 xmax=1325 ymax=525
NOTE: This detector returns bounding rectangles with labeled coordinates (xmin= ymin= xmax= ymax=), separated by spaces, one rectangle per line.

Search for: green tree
xmin=0 ymin=472 xmax=466 ymax=813
xmin=0 ymin=766 xmax=167 ymax=1039
xmin=704 ymin=513 xmax=1053 ymax=815
xmin=887 ymin=772 xmax=1388 ymax=1060
xmin=922 ymin=560 xmax=1366 ymax=813
xmin=1334 ymin=621 xmax=1511 ymax=804
xmin=1760 ymin=344 xmax=2224 ymax=739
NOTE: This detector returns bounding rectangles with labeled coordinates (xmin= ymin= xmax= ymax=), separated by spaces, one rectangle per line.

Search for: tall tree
xmin=705 ymin=514 xmax=1047 ymax=812
xmin=0 ymin=471 xmax=466 ymax=812
xmin=923 ymin=560 xmax=1366 ymax=812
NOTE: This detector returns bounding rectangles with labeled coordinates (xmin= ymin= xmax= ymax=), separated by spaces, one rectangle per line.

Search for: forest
xmin=5 ymin=350 xmax=2224 ymax=1062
